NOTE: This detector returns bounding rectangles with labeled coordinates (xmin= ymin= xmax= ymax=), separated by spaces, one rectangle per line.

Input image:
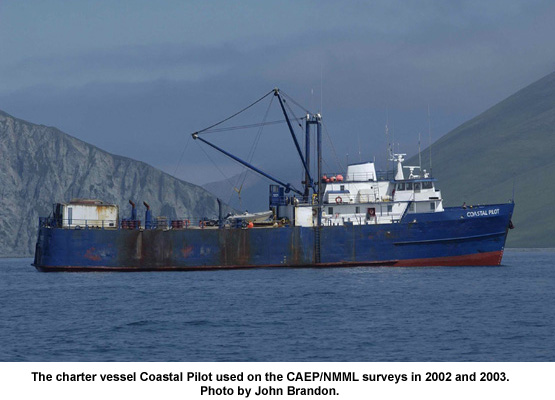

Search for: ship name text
xmin=466 ymin=208 xmax=500 ymax=218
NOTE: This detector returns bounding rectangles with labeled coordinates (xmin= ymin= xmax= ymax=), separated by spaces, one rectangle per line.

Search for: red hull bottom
xmin=33 ymin=250 xmax=504 ymax=272
xmin=392 ymin=250 xmax=504 ymax=267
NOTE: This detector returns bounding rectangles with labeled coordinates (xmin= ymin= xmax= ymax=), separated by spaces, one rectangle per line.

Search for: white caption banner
xmin=1 ymin=362 xmax=553 ymax=400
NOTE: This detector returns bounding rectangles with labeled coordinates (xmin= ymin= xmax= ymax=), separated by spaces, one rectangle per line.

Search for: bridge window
xmin=422 ymin=181 xmax=433 ymax=189
xmin=414 ymin=182 xmax=421 ymax=191
xmin=406 ymin=182 xmax=413 ymax=190
xmin=397 ymin=182 xmax=405 ymax=191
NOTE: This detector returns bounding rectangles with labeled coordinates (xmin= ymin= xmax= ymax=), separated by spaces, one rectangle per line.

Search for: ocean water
xmin=1 ymin=249 xmax=553 ymax=362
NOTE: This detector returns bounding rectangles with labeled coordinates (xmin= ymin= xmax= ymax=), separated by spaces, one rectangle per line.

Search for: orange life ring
xmin=335 ymin=196 xmax=343 ymax=204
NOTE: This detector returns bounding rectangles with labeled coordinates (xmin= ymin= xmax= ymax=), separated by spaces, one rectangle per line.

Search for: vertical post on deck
xmin=315 ymin=114 xmax=322 ymax=264
xmin=304 ymin=114 xmax=311 ymax=202
xmin=316 ymin=114 xmax=322 ymax=228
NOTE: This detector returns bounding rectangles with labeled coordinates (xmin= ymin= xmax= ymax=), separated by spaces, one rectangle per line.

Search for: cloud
xmin=0 ymin=43 xmax=243 ymax=92
xmin=1 ymin=0 xmax=555 ymax=185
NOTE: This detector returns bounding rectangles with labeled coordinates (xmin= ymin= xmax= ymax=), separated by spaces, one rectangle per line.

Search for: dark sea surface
xmin=1 ymin=249 xmax=554 ymax=362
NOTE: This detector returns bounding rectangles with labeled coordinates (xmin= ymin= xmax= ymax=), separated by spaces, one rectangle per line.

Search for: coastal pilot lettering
xmin=467 ymin=208 xmax=500 ymax=218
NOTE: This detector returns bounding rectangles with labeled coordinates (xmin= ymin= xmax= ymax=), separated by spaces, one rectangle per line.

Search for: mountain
xmin=0 ymin=110 xmax=227 ymax=257
xmin=407 ymin=71 xmax=555 ymax=247
xmin=203 ymin=172 xmax=267 ymax=213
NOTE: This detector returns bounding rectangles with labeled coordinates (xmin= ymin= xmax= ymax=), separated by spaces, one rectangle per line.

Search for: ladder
xmin=373 ymin=186 xmax=380 ymax=202
xmin=314 ymin=227 xmax=321 ymax=264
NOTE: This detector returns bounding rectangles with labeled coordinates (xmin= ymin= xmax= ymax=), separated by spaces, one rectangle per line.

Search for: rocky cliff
xmin=0 ymin=110 xmax=225 ymax=257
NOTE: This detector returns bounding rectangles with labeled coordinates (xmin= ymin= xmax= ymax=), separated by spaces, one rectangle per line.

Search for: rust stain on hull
xmin=84 ymin=247 xmax=102 ymax=261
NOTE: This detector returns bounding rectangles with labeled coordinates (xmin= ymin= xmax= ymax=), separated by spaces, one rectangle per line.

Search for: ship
xmin=33 ymin=88 xmax=514 ymax=272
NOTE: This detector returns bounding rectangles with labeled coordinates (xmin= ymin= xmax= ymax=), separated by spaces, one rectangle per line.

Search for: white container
xmin=55 ymin=199 xmax=119 ymax=229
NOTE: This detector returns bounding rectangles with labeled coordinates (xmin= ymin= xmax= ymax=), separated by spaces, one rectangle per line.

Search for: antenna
xmin=392 ymin=120 xmax=395 ymax=159
xmin=357 ymin=132 xmax=362 ymax=162
xmin=385 ymin=108 xmax=391 ymax=170
xmin=428 ymin=104 xmax=432 ymax=175
xmin=391 ymin=117 xmax=395 ymax=167
xmin=418 ymin=131 xmax=422 ymax=173
xmin=320 ymin=66 xmax=323 ymax=115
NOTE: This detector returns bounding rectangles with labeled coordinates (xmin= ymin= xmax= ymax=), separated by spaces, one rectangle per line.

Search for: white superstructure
xmin=287 ymin=155 xmax=444 ymax=227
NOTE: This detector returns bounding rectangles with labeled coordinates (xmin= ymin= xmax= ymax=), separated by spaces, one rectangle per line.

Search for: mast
xmin=274 ymin=88 xmax=313 ymax=190
xmin=316 ymin=113 xmax=322 ymax=227
xmin=315 ymin=113 xmax=322 ymax=264
xmin=428 ymin=104 xmax=432 ymax=175
xmin=305 ymin=113 xmax=322 ymax=207
xmin=418 ymin=131 xmax=422 ymax=173
xmin=192 ymin=88 xmax=317 ymax=200
xmin=304 ymin=113 xmax=311 ymax=202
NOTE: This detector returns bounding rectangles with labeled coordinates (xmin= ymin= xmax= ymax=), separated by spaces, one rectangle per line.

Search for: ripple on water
xmin=0 ymin=250 xmax=554 ymax=361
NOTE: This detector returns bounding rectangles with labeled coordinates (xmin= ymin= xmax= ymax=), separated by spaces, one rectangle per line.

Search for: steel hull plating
xmin=33 ymin=204 xmax=514 ymax=271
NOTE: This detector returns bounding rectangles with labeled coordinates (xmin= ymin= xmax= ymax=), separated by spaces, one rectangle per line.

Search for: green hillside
xmin=407 ymin=71 xmax=555 ymax=247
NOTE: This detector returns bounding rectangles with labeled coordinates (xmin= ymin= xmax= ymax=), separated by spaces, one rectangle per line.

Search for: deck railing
xmin=322 ymin=170 xmax=396 ymax=182
xmin=38 ymin=217 xmax=222 ymax=230
xmin=39 ymin=217 xmax=119 ymax=229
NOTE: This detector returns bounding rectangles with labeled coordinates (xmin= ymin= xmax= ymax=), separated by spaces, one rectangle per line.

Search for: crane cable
xmin=196 ymin=142 xmax=236 ymax=191
xmin=230 ymin=96 xmax=275 ymax=206
xmin=194 ymin=90 xmax=274 ymax=135
xmin=200 ymin=118 xmax=303 ymax=134
xmin=173 ymin=135 xmax=192 ymax=177
xmin=281 ymin=90 xmax=313 ymax=114
xmin=321 ymin=121 xmax=344 ymax=172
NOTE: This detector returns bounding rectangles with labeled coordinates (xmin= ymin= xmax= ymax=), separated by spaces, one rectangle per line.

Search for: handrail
xmin=38 ymin=215 xmax=280 ymax=230
xmin=39 ymin=217 xmax=118 ymax=229
xmin=322 ymin=172 xmax=376 ymax=182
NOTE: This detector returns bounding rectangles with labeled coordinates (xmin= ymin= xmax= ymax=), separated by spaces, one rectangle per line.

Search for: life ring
xmin=335 ymin=196 xmax=343 ymax=204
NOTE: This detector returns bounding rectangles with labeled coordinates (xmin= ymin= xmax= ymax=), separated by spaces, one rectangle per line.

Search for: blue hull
xmin=33 ymin=203 xmax=514 ymax=271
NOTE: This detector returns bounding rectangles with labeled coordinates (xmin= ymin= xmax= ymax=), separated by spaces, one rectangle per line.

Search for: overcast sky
xmin=1 ymin=0 xmax=554 ymax=187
